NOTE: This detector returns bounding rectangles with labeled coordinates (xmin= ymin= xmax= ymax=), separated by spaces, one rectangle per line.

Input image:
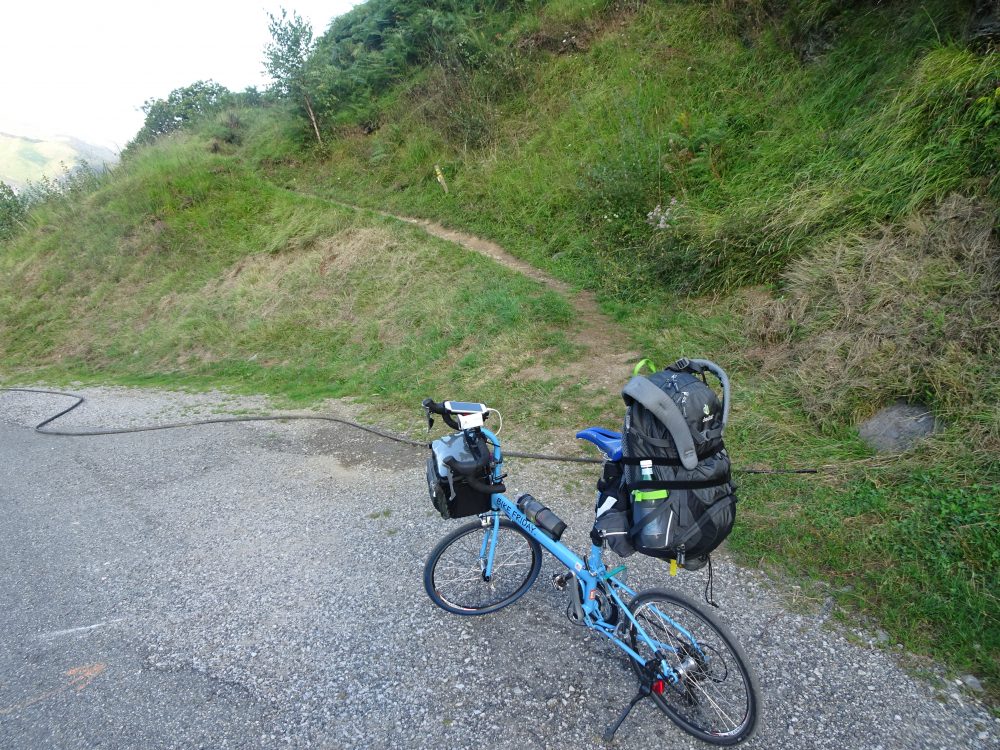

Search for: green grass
xmin=290 ymin=1 xmax=996 ymax=295
xmin=734 ymin=457 xmax=1000 ymax=688
xmin=1 ymin=0 xmax=997 ymax=703
xmin=0 ymin=128 xmax=594 ymax=437
xmin=255 ymin=0 xmax=999 ymax=697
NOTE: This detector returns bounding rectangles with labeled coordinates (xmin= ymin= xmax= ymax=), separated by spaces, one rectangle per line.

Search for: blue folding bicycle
xmin=421 ymin=398 xmax=760 ymax=745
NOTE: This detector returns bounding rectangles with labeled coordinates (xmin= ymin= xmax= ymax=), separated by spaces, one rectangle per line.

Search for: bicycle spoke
xmin=687 ymin=677 xmax=740 ymax=732
xmin=434 ymin=573 xmax=484 ymax=586
xmin=426 ymin=521 xmax=540 ymax=614
xmin=627 ymin=589 xmax=758 ymax=744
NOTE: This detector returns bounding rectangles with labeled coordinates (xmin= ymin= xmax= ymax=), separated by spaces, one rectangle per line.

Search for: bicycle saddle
xmin=575 ymin=427 xmax=622 ymax=461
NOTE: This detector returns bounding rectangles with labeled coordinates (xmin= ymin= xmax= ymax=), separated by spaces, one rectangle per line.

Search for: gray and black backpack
xmin=593 ymin=358 xmax=736 ymax=570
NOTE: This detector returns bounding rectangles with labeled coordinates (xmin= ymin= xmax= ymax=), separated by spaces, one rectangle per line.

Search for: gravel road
xmin=1 ymin=386 xmax=996 ymax=750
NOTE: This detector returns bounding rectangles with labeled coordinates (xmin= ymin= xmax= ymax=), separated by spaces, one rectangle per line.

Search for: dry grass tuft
xmin=750 ymin=195 xmax=1000 ymax=439
xmin=314 ymin=226 xmax=397 ymax=274
xmin=214 ymin=226 xmax=397 ymax=290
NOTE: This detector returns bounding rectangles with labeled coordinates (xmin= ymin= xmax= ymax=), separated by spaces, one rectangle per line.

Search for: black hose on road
xmin=0 ymin=387 xmax=816 ymax=473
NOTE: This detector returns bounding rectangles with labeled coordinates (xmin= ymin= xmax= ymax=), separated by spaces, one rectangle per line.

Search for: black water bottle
xmin=516 ymin=494 xmax=567 ymax=541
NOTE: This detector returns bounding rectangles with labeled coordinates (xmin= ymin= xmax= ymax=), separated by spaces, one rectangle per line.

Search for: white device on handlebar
xmin=444 ymin=401 xmax=488 ymax=429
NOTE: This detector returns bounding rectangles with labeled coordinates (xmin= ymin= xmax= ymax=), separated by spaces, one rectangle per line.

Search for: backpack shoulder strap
xmin=622 ymin=375 xmax=699 ymax=470
xmin=676 ymin=358 xmax=731 ymax=429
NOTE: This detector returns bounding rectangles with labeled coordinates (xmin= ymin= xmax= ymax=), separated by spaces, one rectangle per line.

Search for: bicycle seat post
xmin=587 ymin=543 xmax=607 ymax=576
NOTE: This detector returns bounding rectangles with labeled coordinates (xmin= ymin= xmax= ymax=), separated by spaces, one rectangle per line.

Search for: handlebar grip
xmin=423 ymin=398 xmax=460 ymax=430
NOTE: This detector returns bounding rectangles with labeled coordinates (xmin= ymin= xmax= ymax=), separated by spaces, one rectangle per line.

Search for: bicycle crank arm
xmin=567 ymin=573 xmax=585 ymax=624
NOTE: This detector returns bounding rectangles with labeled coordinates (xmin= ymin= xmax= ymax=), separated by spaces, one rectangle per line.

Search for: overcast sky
xmin=0 ymin=1 xmax=360 ymax=152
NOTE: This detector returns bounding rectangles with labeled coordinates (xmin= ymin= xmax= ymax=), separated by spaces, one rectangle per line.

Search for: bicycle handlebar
xmin=443 ymin=456 xmax=506 ymax=494
xmin=422 ymin=398 xmax=461 ymax=430
xmin=425 ymin=397 xmax=505 ymax=492
xmin=421 ymin=397 xmax=444 ymax=413
xmin=444 ymin=454 xmax=490 ymax=475
xmin=423 ymin=398 xmax=492 ymax=432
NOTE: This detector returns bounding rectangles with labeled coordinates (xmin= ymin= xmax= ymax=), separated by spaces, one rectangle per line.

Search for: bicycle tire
xmin=424 ymin=519 xmax=542 ymax=616
xmin=627 ymin=589 xmax=760 ymax=745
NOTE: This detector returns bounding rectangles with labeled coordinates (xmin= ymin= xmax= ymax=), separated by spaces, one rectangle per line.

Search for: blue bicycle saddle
xmin=575 ymin=427 xmax=623 ymax=462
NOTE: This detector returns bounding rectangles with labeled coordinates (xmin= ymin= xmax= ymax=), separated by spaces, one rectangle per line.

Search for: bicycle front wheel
xmin=424 ymin=519 xmax=542 ymax=616
xmin=627 ymin=589 xmax=760 ymax=745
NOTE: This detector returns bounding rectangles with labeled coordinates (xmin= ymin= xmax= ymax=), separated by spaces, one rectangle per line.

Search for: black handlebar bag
xmin=427 ymin=432 xmax=495 ymax=519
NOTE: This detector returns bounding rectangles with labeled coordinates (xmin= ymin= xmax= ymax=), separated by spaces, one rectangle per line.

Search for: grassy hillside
xmin=267 ymin=1 xmax=998 ymax=693
xmin=0 ymin=131 xmax=601 ymax=432
xmin=1 ymin=0 xmax=997 ymax=699
xmin=298 ymin=0 xmax=997 ymax=290
xmin=279 ymin=0 xmax=999 ymax=434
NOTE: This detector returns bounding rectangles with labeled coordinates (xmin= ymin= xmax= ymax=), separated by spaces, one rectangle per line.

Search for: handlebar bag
xmin=427 ymin=432 xmax=495 ymax=519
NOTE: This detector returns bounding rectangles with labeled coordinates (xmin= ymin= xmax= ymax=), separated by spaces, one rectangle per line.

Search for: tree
xmin=0 ymin=181 xmax=26 ymax=241
xmin=126 ymin=80 xmax=234 ymax=153
xmin=264 ymin=8 xmax=323 ymax=145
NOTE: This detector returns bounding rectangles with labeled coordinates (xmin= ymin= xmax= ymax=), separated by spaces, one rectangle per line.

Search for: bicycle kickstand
xmin=602 ymin=682 xmax=650 ymax=743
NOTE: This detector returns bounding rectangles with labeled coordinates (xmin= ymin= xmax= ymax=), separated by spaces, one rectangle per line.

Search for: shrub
xmin=0 ymin=181 xmax=26 ymax=241
xmin=750 ymin=195 xmax=1000 ymax=441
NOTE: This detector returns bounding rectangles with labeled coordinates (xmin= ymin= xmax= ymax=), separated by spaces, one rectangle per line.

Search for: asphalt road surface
xmin=1 ymin=387 xmax=996 ymax=749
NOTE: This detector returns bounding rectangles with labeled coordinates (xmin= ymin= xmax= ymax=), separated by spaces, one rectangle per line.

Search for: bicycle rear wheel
xmin=424 ymin=519 xmax=542 ymax=615
xmin=627 ymin=589 xmax=760 ymax=745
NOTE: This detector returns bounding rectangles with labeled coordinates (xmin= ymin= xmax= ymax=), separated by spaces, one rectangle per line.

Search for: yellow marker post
xmin=434 ymin=164 xmax=449 ymax=194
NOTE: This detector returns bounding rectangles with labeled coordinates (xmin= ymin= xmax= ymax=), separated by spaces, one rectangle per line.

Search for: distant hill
xmin=0 ymin=132 xmax=117 ymax=190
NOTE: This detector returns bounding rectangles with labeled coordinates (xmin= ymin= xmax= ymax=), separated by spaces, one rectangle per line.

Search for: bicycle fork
xmin=478 ymin=513 xmax=501 ymax=581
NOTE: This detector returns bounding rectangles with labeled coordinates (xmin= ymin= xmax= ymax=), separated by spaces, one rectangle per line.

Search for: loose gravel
xmin=1 ymin=386 xmax=996 ymax=750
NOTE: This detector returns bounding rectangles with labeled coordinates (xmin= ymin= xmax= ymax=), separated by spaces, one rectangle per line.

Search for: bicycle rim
xmin=424 ymin=519 xmax=541 ymax=615
xmin=628 ymin=589 xmax=760 ymax=745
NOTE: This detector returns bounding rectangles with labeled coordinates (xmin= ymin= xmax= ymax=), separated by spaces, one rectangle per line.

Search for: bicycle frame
xmin=477 ymin=426 xmax=699 ymax=683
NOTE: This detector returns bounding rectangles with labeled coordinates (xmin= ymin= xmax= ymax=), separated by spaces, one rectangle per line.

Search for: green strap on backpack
xmin=633 ymin=488 xmax=668 ymax=501
xmin=632 ymin=358 xmax=657 ymax=376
